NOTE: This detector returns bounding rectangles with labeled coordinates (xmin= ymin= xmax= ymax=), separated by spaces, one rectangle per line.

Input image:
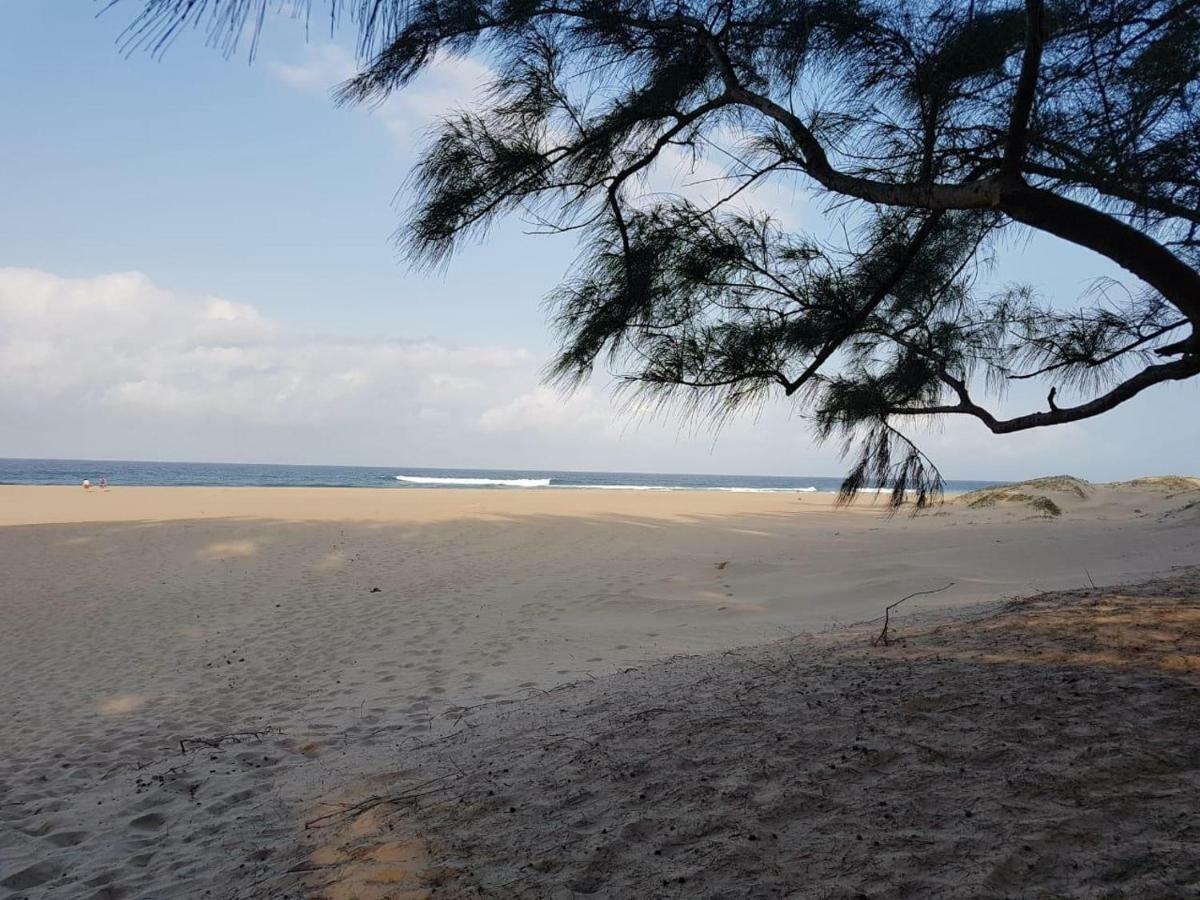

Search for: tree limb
xmin=783 ymin=213 xmax=945 ymax=395
xmin=695 ymin=26 xmax=1200 ymax=330
xmin=1007 ymin=319 xmax=1189 ymax=379
xmin=1001 ymin=0 xmax=1047 ymax=177
xmin=891 ymin=355 xmax=1200 ymax=433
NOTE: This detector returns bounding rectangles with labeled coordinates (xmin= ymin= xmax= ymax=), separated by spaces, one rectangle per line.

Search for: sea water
xmin=0 ymin=458 xmax=1003 ymax=493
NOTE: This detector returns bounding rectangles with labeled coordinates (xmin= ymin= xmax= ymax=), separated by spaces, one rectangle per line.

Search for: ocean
xmin=0 ymin=458 xmax=1003 ymax=493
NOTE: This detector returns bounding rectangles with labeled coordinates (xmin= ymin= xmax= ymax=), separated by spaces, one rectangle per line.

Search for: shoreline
xmin=0 ymin=458 xmax=1006 ymax=496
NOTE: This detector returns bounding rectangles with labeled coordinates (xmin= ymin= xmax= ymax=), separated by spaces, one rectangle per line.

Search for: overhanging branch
xmin=891 ymin=355 xmax=1200 ymax=433
xmin=1001 ymin=0 xmax=1047 ymax=176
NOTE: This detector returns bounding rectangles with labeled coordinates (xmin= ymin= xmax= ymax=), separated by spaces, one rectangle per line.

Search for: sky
xmin=0 ymin=3 xmax=1196 ymax=480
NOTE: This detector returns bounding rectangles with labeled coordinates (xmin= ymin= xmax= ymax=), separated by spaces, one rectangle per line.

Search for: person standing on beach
xmin=82 ymin=479 xmax=91 ymax=490
xmin=99 ymin=476 xmax=108 ymax=491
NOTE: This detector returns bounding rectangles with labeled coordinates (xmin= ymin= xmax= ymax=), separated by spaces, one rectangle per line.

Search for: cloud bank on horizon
xmin=0 ymin=266 xmax=537 ymax=424
xmin=3 ymin=264 xmax=1191 ymax=482
xmin=0 ymin=266 xmax=690 ymax=467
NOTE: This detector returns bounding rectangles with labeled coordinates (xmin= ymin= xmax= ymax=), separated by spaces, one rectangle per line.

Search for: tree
xmin=120 ymin=0 xmax=1200 ymax=504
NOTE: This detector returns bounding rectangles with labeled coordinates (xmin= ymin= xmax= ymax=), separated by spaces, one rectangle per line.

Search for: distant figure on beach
xmin=99 ymin=476 xmax=108 ymax=490
xmin=82 ymin=479 xmax=92 ymax=490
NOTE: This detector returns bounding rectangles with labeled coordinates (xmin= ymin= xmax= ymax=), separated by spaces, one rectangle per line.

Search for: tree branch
xmin=1007 ymin=319 xmax=1189 ymax=379
xmin=1020 ymin=160 xmax=1200 ymax=227
xmin=1001 ymin=0 xmax=1047 ymax=177
xmin=691 ymin=22 xmax=1200 ymax=331
xmin=783 ymin=213 xmax=945 ymax=395
xmin=891 ymin=355 xmax=1200 ymax=433
xmin=999 ymin=183 xmax=1200 ymax=329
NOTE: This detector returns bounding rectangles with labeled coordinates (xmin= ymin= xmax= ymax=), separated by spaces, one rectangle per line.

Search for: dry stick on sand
xmin=302 ymin=773 xmax=461 ymax=830
xmin=871 ymin=582 xmax=955 ymax=647
xmin=178 ymin=728 xmax=274 ymax=755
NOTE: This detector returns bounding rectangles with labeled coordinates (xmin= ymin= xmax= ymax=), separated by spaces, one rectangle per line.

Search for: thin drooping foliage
xmin=118 ymin=0 xmax=1200 ymax=504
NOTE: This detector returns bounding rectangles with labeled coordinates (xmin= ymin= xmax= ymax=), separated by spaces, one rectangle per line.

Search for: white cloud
xmin=1 ymin=266 xmax=1187 ymax=480
xmin=268 ymin=44 xmax=492 ymax=148
xmin=0 ymin=267 xmax=530 ymax=430
xmin=479 ymin=386 xmax=613 ymax=435
xmin=268 ymin=43 xmax=356 ymax=90
xmin=203 ymin=297 xmax=262 ymax=323
xmin=1 ymin=267 xmax=778 ymax=470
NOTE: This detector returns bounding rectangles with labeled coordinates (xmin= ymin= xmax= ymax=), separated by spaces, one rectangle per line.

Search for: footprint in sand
xmin=128 ymin=812 xmax=166 ymax=830
xmin=1 ymin=860 xmax=61 ymax=890
xmin=44 ymin=830 xmax=89 ymax=847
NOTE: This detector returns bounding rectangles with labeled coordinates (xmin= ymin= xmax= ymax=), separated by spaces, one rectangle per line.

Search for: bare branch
xmin=892 ymin=355 xmax=1200 ymax=433
xmin=1001 ymin=0 xmax=1047 ymax=177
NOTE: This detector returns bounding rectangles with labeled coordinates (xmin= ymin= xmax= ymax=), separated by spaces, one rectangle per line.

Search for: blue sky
xmin=0 ymin=3 xmax=1195 ymax=480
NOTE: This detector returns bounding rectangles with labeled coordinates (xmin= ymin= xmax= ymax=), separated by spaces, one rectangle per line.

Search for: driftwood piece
xmin=871 ymin=582 xmax=955 ymax=647
xmin=178 ymin=727 xmax=274 ymax=755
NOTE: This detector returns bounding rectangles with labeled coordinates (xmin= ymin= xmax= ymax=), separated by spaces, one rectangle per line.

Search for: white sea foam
xmin=395 ymin=476 xmax=552 ymax=487
xmin=395 ymin=475 xmax=829 ymax=492
xmin=557 ymin=484 xmax=821 ymax=492
xmin=710 ymin=486 xmax=820 ymax=493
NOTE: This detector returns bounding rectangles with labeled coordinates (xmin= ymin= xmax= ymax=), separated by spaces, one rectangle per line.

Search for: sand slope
xmin=0 ymin=482 xmax=1197 ymax=897
xmin=304 ymin=569 xmax=1200 ymax=899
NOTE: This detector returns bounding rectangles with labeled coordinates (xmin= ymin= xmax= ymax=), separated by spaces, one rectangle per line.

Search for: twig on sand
xmin=938 ymin=701 xmax=981 ymax=714
xmin=303 ymin=773 xmax=460 ymax=829
xmin=178 ymin=727 xmax=274 ymax=755
xmin=871 ymin=583 xmax=955 ymax=647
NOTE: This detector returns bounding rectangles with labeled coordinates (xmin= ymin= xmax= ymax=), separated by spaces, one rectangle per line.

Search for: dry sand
xmin=311 ymin=569 xmax=1200 ymax=900
xmin=0 ymin=480 xmax=1197 ymax=898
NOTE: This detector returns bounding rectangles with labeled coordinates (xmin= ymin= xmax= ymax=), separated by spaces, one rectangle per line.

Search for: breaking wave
xmin=395 ymin=475 xmax=552 ymax=487
xmin=394 ymin=476 xmax=825 ymax=492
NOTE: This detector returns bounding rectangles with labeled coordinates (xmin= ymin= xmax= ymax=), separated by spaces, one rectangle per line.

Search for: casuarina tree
xmin=118 ymin=1 xmax=1200 ymax=504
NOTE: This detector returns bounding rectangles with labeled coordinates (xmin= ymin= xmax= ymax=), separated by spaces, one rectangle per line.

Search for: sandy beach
xmin=1 ymin=479 xmax=1198 ymax=897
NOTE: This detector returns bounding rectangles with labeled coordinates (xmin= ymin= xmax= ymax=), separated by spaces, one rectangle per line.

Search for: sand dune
xmin=958 ymin=474 xmax=1200 ymax=518
xmin=0 ymin=480 xmax=1197 ymax=897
